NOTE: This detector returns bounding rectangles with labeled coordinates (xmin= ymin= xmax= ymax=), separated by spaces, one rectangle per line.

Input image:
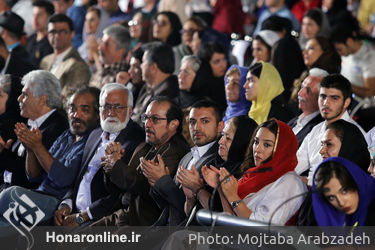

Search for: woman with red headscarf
xmin=207 ymin=119 xmax=307 ymax=225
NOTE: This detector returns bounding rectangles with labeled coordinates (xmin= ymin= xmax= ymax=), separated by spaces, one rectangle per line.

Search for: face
xmin=129 ymin=13 xmax=142 ymax=40
xmin=85 ymin=11 xmax=100 ymax=34
xmin=129 ymin=57 xmax=142 ymax=84
xmin=323 ymin=177 xmax=359 ymax=215
xmin=191 ymin=31 xmax=201 ymax=55
xmin=181 ymin=20 xmax=199 ymax=48
xmin=32 ymin=7 xmax=49 ymax=32
xmin=99 ymin=89 xmax=132 ymax=133
xmin=152 ymin=14 xmax=172 ymax=43
xmin=189 ymin=107 xmax=223 ymax=146
xmin=18 ymin=84 xmax=44 ymax=120
xmin=334 ymin=42 xmax=350 ymax=57
xmin=141 ymin=51 xmax=154 ymax=84
xmin=225 ymin=72 xmax=240 ymax=102
xmin=53 ymin=0 xmax=71 ymax=14
xmin=67 ymin=93 xmax=99 ymax=136
xmin=99 ymin=34 xmax=123 ymax=64
xmin=218 ymin=120 xmax=236 ymax=161
xmin=210 ymin=52 xmax=227 ymax=77
xmin=143 ymin=101 xmax=174 ymax=147
xmin=302 ymin=17 xmax=320 ymax=39
xmin=98 ymin=0 xmax=116 ymax=13
xmin=303 ymin=39 xmax=323 ymax=67
xmin=319 ymin=129 xmax=342 ymax=160
xmin=243 ymin=72 xmax=259 ymax=101
xmin=298 ymin=76 xmax=321 ymax=114
xmin=178 ymin=61 xmax=196 ymax=91
xmin=368 ymin=158 xmax=375 ymax=178
xmin=319 ymin=87 xmax=350 ymax=122
xmin=252 ymin=127 xmax=276 ymax=166
xmin=48 ymin=22 xmax=73 ymax=53
xmin=0 ymin=88 xmax=8 ymax=115
xmin=252 ymin=39 xmax=270 ymax=62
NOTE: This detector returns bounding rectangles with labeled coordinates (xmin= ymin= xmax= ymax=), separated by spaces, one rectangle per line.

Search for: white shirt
xmin=367 ymin=126 xmax=375 ymax=147
xmin=244 ymin=171 xmax=307 ymax=225
xmin=186 ymin=141 xmax=216 ymax=170
xmin=295 ymin=111 xmax=367 ymax=186
xmin=50 ymin=47 xmax=72 ymax=75
xmin=75 ymin=131 xmax=119 ymax=219
xmin=292 ymin=111 xmax=320 ymax=135
xmin=4 ymin=109 xmax=56 ymax=184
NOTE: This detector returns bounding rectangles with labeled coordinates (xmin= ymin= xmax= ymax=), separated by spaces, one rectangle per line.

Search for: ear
xmin=168 ymin=119 xmax=179 ymax=131
xmin=344 ymin=97 xmax=351 ymax=110
xmin=39 ymin=95 xmax=48 ymax=106
xmin=128 ymin=106 xmax=133 ymax=117
xmin=70 ymin=31 xmax=75 ymax=40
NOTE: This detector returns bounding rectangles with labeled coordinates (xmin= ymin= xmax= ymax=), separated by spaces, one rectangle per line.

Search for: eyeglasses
xmin=128 ymin=20 xmax=140 ymax=27
xmin=48 ymin=29 xmax=70 ymax=35
xmin=141 ymin=114 xmax=167 ymax=123
xmin=152 ymin=19 xmax=168 ymax=27
xmin=100 ymin=104 xmax=127 ymax=113
xmin=179 ymin=29 xmax=198 ymax=36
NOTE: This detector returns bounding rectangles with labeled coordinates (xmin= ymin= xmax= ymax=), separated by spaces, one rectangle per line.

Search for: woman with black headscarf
xmin=152 ymin=11 xmax=182 ymax=46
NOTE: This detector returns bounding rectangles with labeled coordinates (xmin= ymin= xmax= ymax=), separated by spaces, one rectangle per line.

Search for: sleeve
xmin=294 ymin=130 xmax=312 ymax=175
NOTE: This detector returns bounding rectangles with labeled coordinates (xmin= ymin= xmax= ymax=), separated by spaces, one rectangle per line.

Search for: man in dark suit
xmin=88 ymin=96 xmax=190 ymax=227
xmin=0 ymin=11 xmax=35 ymax=78
xmin=288 ymin=68 xmax=327 ymax=147
xmin=54 ymin=83 xmax=144 ymax=227
xmin=131 ymin=42 xmax=179 ymax=126
xmin=150 ymin=100 xmax=224 ymax=226
xmin=0 ymin=70 xmax=68 ymax=190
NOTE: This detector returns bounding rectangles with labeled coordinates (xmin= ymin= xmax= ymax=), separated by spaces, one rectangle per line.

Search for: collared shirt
xmin=295 ymin=111 xmax=368 ymax=186
xmin=75 ymin=131 xmax=119 ymax=219
xmin=186 ymin=140 xmax=216 ymax=170
xmin=0 ymin=53 xmax=11 ymax=75
xmin=4 ymin=109 xmax=56 ymax=184
xmin=7 ymin=42 xmax=20 ymax=51
xmin=50 ymin=47 xmax=72 ymax=74
xmin=292 ymin=111 xmax=320 ymax=135
xmin=30 ymin=129 xmax=89 ymax=199
xmin=89 ymin=59 xmax=128 ymax=89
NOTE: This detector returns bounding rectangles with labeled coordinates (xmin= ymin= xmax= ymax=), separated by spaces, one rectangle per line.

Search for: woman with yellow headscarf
xmin=244 ymin=61 xmax=293 ymax=125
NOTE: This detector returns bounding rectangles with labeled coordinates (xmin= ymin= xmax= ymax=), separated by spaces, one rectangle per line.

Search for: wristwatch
xmin=230 ymin=199 xmax=242 ymax=209
xmin=75 ymin=213 xmax=85 ymax=225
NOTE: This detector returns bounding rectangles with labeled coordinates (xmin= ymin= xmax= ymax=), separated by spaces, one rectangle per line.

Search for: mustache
xmin=193 ymin=131 xmax=204 ymax=136
xmin=71 ymin=118 xmax=85 ymax=125
xmin=145 ymin=128 xmax=154 ymax=134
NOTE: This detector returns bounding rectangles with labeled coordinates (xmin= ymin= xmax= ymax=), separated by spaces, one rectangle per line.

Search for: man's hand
xmin=14 ymin=123 xmax=43 ymax=150
xmin=62 ymin=214 xmax=79 ymax=227
xmin=140 ymin=154 xmax=170 ymax=186
xmin=177 ymin=165 xmax=204 ymax=193
xmin=101 ymin=142 xmax=125 ymax=173
xmin=54 ymin=204 xmax=71 ymax=226
xmin=0 ymin=135 xmax=13 ymax=153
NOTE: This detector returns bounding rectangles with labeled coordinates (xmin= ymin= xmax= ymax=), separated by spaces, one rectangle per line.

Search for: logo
xmin=3 ymin=189 xmax=45 ymax=249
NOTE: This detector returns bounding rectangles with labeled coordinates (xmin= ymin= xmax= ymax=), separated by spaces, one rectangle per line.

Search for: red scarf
xmin=238 ymin=120 xmax=298 ymax=199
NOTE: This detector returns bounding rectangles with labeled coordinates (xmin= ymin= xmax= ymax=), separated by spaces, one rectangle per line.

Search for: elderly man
xmin=288 ymin=68 xmax=327 ymax=147
xmin=54 ymin=83 xmax=144 ymax=227
xmin=132 ymin=42 xmax=179 ymax=125
xmin=0 ymin=70 xmax=68 ymax=190
xmin=89 ymin=25 xmax=130 ymax=89
xmin=0 ymin=87 xmax=100 ymax=226
xmin=40 ymin=13 xmax=90 ymax=98
xmin=86 ymin=96 xmax=190 ymax=227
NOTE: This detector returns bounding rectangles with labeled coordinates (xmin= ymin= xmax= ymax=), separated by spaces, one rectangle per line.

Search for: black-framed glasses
xmin=100 ymin=104 xmax=127 ymax=113
xmin=48 ymin=29 xmax=69 ymax=35
xmin=141 ymin=114 xmax=167 ymax=123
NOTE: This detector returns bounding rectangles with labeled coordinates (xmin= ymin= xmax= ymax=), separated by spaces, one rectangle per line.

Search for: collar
xmin=27 ymin=109 xmax=56 ymax=129
xmin=55 ymin=47 xmax=72 ymax=61
xmin=191 ymin=140 xmax=216 ymax=158
xmin=297 ymin=111 xmax=320 ymax=125
xmin=100 ymin=130 xmax=120 ymax=143
xmin=7 ymin=42 xmax=20 ymax=51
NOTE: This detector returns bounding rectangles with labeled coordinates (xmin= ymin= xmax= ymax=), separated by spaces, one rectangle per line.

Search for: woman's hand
xmin=219 ymin=167 xmax=239 ymax=202
xmin=202 ymin=165 xmax=220 ymax=188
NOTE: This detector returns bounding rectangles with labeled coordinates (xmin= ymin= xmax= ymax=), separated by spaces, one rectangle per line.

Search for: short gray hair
xmin=0 ymin=74 xmax=12 ymax=94
xmin=103 ymin=25 xmax=131 ymax=51
xmin=181 ymin=55 xmax=201 ymax=73
xmin=99 ymin=83 xmax=133 ymax=107
xmin=21 ymin=70 xmax=62 ymax=109
xmin=309 ymin=68 xmax=329 ymax=78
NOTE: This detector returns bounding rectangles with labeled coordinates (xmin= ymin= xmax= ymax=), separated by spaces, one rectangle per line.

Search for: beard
xmin=100 ymin=110 xmax=130 ymax=133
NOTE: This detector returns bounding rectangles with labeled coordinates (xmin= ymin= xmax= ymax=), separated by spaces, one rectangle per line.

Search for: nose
xmin=254 ymin=143 xmax=262 ymax=154
xmin=319 ymin=144 xmax=326 ymax=156
xmin=218 ymin=135 xmax=225 ymax=145
xmin=298 ymin=87 xmax=305 ymax=97
xmin=243 ymin=80 xmax=249 ymax=89
xmin=17 ymin=93 xmax=23 ymax=103
xmin=336 ymin=195 xmax=344 ymax=208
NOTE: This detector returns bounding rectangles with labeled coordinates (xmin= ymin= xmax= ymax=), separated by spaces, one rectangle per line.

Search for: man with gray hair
xmin=54 ymin=83 xmax=144 ymax=227
xmin=0 ymin=70 xmax=68 ymax=191
xmin=288 ymin=68 xmax=327 ymax=147
xmin=89 ymin=25 xmax=131 ymax=89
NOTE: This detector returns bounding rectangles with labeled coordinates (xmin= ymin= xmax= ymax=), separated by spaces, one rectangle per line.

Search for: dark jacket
xmin=288 ymin=112 xmax=323 ymax=147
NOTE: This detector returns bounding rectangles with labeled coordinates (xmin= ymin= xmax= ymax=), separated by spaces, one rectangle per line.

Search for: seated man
xmin=0 ymin=87 xmax=100 ymax=226
xmin=0 ymin=70 xmax=68 ymax=190
xmin=54 ymin=83 xmax=144 ymax=227
xmin=89 ymin=96 xmax=190 ymax=227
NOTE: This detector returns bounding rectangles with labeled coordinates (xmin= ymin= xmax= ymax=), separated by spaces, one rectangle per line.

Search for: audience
xmin=152 ymin=11 xmax=182 ymax=47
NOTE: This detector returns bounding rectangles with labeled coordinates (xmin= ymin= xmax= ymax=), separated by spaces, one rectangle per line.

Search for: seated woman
xmin=212 ymin=119 xmax=307 ymax=225
xmin=223 ymin=65 xmax=252 ymax=123
xmin=251 ymin=30 xmax=280 ymax=64
xmin=152 ymin=11 xmax=182 ymax=47
xmin=312 ymin=157 xmax=375 ymax=226
xmin=244 ymin=61 xmax=292 ymax=125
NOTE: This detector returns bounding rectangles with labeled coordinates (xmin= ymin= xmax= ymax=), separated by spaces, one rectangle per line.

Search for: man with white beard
xmin=54 ymin=83 xmax=144 ymax=227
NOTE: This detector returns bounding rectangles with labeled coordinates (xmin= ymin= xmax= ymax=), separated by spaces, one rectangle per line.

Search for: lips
xmin=343 ymin=207 xmax=351 ymax=213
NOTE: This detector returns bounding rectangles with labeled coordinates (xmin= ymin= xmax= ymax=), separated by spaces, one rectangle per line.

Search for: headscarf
xmin=223 ymin=65 xmax=252 ymax=123
xmin=312 ymin=157 xmax=375 ymax=226
xmin=238 ymin=119 xmax=298 ymax=199
xmin=154 ymin=11 xmax=182 ymax=46
xmin=248 ymin=62 xmax=284 ymax=125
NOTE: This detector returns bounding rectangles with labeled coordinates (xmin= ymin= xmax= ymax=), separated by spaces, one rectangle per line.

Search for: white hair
xmin=99 ymin=83 xmax=133 ymax=107
xmin=309 ymin=68 xmax=329 ymax=78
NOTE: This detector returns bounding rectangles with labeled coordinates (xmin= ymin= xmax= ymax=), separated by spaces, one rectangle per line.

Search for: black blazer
xmin=63 ymin=119 xmax=144 ymax=220
xmin=151 ymin=141 xmax=219 ymax=226
xmin=6 ymin=45 xmax=36 ymax=79
xmin=288 ymin=113 xmax=323 ymax=147
xmin=0 ymin=110 xmax=68 ymax=189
